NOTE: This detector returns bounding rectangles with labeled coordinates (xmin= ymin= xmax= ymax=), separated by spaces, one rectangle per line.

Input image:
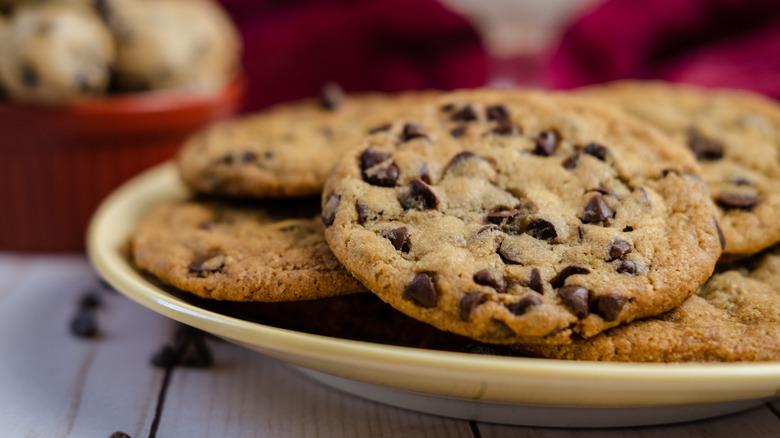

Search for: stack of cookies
xmin=130 ymin=82 xmax=780 ymax=362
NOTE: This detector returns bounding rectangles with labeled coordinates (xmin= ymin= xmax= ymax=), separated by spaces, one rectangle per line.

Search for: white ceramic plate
xmin=87 ymin=163 xmax=780 ymax=428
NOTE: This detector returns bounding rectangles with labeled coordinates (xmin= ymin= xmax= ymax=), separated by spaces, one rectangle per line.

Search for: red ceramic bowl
xmin=0 ymin=78 xmax=244 ymax=252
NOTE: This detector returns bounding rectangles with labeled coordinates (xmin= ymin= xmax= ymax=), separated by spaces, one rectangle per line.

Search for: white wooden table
xmin=1 ymin=253 xmax=779 ymax=438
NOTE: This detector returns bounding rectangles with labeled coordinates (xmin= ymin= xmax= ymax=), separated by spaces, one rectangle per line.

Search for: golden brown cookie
xmin=322 ymin=89 xmax=722 ymax=345
xmin=130 ymin=198 xmax=366 ymax=301
xmin=513 ymin=246 xmax=780 ymax=362
xmin=577 ymin=81 xmax=780 ymax=259
xmin=178 ymin=88 xmax=438 ymax=198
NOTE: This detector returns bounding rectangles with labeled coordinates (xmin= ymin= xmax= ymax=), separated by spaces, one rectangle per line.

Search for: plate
xmin=87 ymin=163 xmax=780 ymax=428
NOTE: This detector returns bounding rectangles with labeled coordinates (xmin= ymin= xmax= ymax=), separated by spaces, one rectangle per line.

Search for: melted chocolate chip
xmin=687 ymin=128 xmax=724 ymax=160
xmin=368 ymin=123 xmax=391 ymax=134
xmin=616 ymin=260 xmax=637 ymax=275
xmin=562 ymin=152 xmax=580 ymax=169
xmin=608 ymin=239 xmax=632 ymax=261
xmin=492 ymin=123 xmax=518 ymax=136
xmin=451 ymin=105 xmax=478 ymax=121
xmin=528 ymin=268 xmax=543 ymax=294
xmin=486 ymin=105 xmax=508 ymax=122
xmin=550 ymin=264 xmax=590 ymax=289
xmin=450 ymin=126 xmax=466 ymax=138
xmin=460 ymin=291 xmax=489 ymax=321
xmin=473 ymin=269 xmax=506 ymax=293
xmin=320 ymin=83 xmax=345 ymax=110
xmin=583 ymin=143 xmax=608 ymax=161
xmin=716 ymin=192 xmax=759 ymax=210
xmin=403 ymin=273 xmax=438 ymax=308
xmin=477 ymin=224 xmax=501 ymax=234
xmin=714 ymin=218 xmax=726 ymax=250
xmin=400 ymin=179 xmax=439 ymax=210
xmin=526 ymin=218 xmax=557 ymax=241
xmin=506 ymin=295 xmax=542 ymax=316
xmin=582 ymin=194 xmax=614 ymax=223
xmin=401 ymin=123 xmax=427 ymax=142
xmin=188 ymin=253 xmax=225 ymax=274
xmin=322 ymin=193 xmax=340 ymax=226
xmin=557 ymin=285 xmax=590 ymax=318
xmin=381 ymin=227 xmax=410 ymax=252
xmin=71 ymin=310 xmax=99 ymax=338
xmin=534 ymin=131 xmax=558 ymax=156
xmin=487 ymin=209 xmax=520 ymax=224
xmin=596 ymin=294 xmax=626 ymax=321
xmin=20 ymin=63 xmax=38 ymax=88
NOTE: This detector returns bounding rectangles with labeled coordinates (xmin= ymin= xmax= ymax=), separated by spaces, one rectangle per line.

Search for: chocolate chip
xmin=477 ymin=224 xmax=501 ymax=234
xmin=733 ymin=177 xmax=754 ymax=186
xmin=381 ymin=227 xmax=410 ymax=252
xmin=401 ymin=123 xmax=427 ymax=142
xmin=622 ymin=226 xmax=634 ymax=232
xmin=491 ymin=123 xmax=519 ymax=136
xmin=445 ymin=151 xmax=479 ymax=172
xmin=528 ymin=268 xmax=543 ymax=294
xmin=368 ymin=123 xmax=391 ymax=134
xmin=486 ymin=105 xmax=508 ymax=122
xmin=450 ymin=126 xmax=466 ymax=138
xmin=108 ymin=432 xmax=132 ymax=438
xmin=583 ymin=143 xmax=608 ymax=161
xmin=596 ymin=294 xmax=626 ymax=321
xmin=320 ymin=82 xmax=345 ymax=110
xmin=498 ymin=243 xmax=523 ymax=265
xmin=402 ymin=273 xmax=438 ymax=308
xmin=526 ymin=218 xmax=557 ymax=241
xmin=356 ymin=202 xmax=370 ymax=224
xmin=562 ymin=152 xmax=580 ymax=169
xmin=441 ymin=103 xmax=455 ymax=112
xmin=419 ymin=162 xmax=432 ymax=184
xmin=582 ymin=194 xmax=614 ymax=223
xmin=473 ymin=270 xmax=506 ymax=293
xmin=460 ymin=291 xmax=488 ymax=321
xmin=534 ymin=131 xmax=558 ymax=156
xmin=400 ymin=179 xmax=439 ymax=210
xmin=716 ymin=192 xmax=759 ymax=210
xmin=616 ymin=260 xmax=637 ymax=274
xmin=608 ymin=239 xmax=632 ymax=261
xmin=714 ymin=218 xmax=726 ymax=250
xmin=688 ymin=128 xmax=724 ymax=160
xmin=487 ymin=209 xmax=520 ymax=224
xmin=321 ymin=193 xmax=340 ymax=226
xmin=79 ymin=293 xmax=102 ymax=309
xmin=151 ymin=345 xmax=179 ymax=368
xmin=20 ymin=63 xmax=38 ymax=88
xmin=188 ymin=253 xmax=225 ymax=274
xmin=550 ymin=264 xmax=590 ymax=288
xmin=451 ymin=105 xmax=478 ymax=121
xmin=588 ymin=187 xmax=618 ymax=199
xmin=240 ymin=151 xmax=258 ymax=163
xmin=71 ymin=310 xmax=99 ymax=338
xmin=557 ymin=285 xmax=590 ymax=318
xmin=360 ymin=147 xmax=391 ymax=170
xmin=363 ymin=162 xmax=399 ymax=187
xmin=506 ymin=295 xmax=542 ymax=316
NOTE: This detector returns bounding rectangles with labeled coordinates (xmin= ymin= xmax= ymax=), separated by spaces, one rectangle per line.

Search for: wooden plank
xmin=157 ymin=338 xmax=474 ymax=438
xmin=477 ymin=404 xmax=780 ymax=438
xmin=0 ymin=257 xmax=170 ymax=438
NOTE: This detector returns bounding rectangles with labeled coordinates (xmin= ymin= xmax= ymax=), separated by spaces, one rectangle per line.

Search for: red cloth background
xmin=546 ymin=0 xmax=780 ymax=99
xmin=218 ymin=0 xmax=488 ymax=111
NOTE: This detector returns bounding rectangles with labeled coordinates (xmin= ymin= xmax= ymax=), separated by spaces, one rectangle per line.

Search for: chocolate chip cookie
xmin=514 ymin=246 xmax=780 ymax=361
xmin=577 ymin=81 xmax=780 ymax=259
xmin=178 ymin=89 xmax=437 ymax=198
xmin=130 ymin=199 xmax=366 ymax=301
xmin=0 ymin=2 xmax=114 ymax=104
xmin=322 ymin=89 xmax=722 ymax=345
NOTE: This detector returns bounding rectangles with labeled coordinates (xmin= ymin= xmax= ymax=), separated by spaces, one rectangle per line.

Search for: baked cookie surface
xmin=131 ymin=199 xmax=366 ymax=301
xmin=322 ymin=89 xmax=722 ymax=345
xmin=178 ymin=89 xmax=436 ymax=198
xmin=578 ymin=81 xmax=780 ymax=259
xmin=514 ymin=246 xmax=780 ymax=362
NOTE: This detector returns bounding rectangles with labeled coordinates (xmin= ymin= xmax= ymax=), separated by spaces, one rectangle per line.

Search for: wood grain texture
xmin=0 ymin=257 xmax=168 ymax=438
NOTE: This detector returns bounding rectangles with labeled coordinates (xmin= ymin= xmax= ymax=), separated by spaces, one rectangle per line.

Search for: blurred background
xmin=1 ymin=0 xmax=778 ymax=252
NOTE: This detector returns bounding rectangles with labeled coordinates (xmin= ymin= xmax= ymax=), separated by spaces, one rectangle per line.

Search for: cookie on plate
xmin=0 ymin=1 xmax=115 ymax=104
xmin=513 ymin=246 xmax=780 ymax=362
xmin=178 ymin=88 xmax=437 ymax=198
xmin=322 ymin=89 xmax=722 ymax=345
xmin=131 ymin=199 xmax=366 ymax=301
xmin=577 ymin=81 xmax=780 ymax=259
